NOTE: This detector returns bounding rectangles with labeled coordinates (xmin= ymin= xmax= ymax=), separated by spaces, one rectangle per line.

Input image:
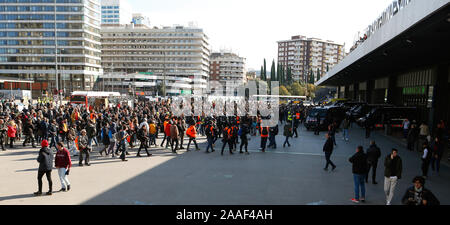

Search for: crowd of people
xmin=0 ymin=98 xmax=447 ymax=204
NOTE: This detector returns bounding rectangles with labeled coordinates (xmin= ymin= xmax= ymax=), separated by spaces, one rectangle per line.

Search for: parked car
xmin=347 ymin=104 xmax=393 ymax=122
xmin=356 ymin=106 xmax=418 ymax=130
xmin=305 ymin=106 xmax=346 ymax=131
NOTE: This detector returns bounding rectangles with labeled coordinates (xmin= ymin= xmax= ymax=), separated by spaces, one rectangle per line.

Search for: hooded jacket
xmin=37 ymin=147 xmax=53 ymax=172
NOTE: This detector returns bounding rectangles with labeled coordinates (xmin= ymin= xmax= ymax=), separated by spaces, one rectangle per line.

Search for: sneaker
xmin=59 ymin=188 xmax=66 ymax=192
xmin=360 ymin=198 xmax=365 ymax=203
xmin=351 ymin=198 xmax=359 ymax=203
xmin=386 ymin=201 xmax=391 ymax=205
xmin=46 ymin=191 xmax=52 ymax=196
xmin=332 ymin=166 xmax=336 ymax=171
xmin=33 ymin=191 xmax=42 ymax=196
xmin=67 ymin=185 xmax=70 ymax=191
xmin=323 ymin=168 xmax=328 ymax=171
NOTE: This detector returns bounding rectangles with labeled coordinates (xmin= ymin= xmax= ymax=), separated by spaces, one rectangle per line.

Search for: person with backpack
xmin=283 ymin=122 xmax=293 ymax=148
xmin=55 ymin=142 xmax=71 ymax=192
xmin=259 ymin=126 xmax=269 ymax=152
xmin=239 ymin=123 xmax=249 ymax=154
xmin=221 ymin=124 xmax=233 ymax=155
xmin=99 ymin=123 xmax=110 ymax=156
xmin=34 ymin=140 xmax=53 ymax=196
xmin=137 ymin=127 xmax=152 ymax=157
xmin=366 ymin=140 xmax=381 ymax=184
xmin=349 ymin=146 xmax=368 ymax=203
xmin=267 ymin=125 xmax=278 ymax=149
xmin=186 ymin=122 xmax=200 ymax=151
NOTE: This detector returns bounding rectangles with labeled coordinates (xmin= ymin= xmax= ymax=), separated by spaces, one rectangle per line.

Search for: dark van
xmin=305 ymin=106 xmax=346 ymax=131
xmin=356 ymin=107 xmax=418 ymax=129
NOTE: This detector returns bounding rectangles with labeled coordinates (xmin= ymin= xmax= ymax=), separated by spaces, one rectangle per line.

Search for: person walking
xmin=267 ymin=125 xmax=278 ymax=149
xmin=283 ymin=122 xmax=293 ymax=148
xmin=186 ymin=123 xmax=200 ymax=151
xmin=34 ymin=140 xmax=53 ymax=196
xmin=407 ymin=124 xmax=419 ymax=151
xmin=323 ymin=133 xmax=336 ymax=171
xmin=78 ymin=129 xmax=90 ymax=166
xmin=221 ymin=124 xmax=233 ymax=155
xmin=67 ymin=124 xmax=77 ymax=156
xmin=430 ymin=137 xmax=444 ymax=174
xmin=259 ymin=126 xmax=269 ymax=152
xmin=384 ymin=148 xmax=403 ymax=205
xmin=402 ymin=118 xmax=410 ymax=139
xmin=421 ymin=142 xmax=432 ymax=179
xmin=349 ymin=146 xmax=368 ymax=203
xmin=55 ymin=142 xmax=71 ymax=192
xmin=117 ymin=126 xmax=129 ymax=161
xmin=136 ymin=127 xmax=151 ymax=157
xmin=22 ymin=119 xmax=37 ymax=148
xmin=239 ymin=123 xmax=249 ymax=154
xmin=149 ymin=120 xmax=157 ymax=147
xmin=205 ymin=121 xmax=216 ymax=153
xmin=366 ymin=140 xmax=381 ymax=184
xmin=99 ymin=123 xmax=110 ymax=156
xmin=342 ymin=117 xmax=350 ymax=142
xmin=401 ymin=176 xmax=440 ymax=205
xmin=170 ymin=120 xmax=180 ymax=153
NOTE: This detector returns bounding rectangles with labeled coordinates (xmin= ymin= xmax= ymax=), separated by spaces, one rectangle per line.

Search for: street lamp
xmin=161 ymin=50 xmax=166 ymax=97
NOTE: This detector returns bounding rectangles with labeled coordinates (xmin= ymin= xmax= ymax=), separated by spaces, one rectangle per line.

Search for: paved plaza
xmin=0 ymin=124 xmax=449 ymax=205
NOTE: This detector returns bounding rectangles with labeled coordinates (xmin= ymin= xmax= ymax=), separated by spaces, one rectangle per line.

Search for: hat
xmin=41 ymin=140 xmax=49 ymax=147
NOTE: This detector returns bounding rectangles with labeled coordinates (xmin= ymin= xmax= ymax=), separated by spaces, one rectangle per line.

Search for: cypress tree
xmin=270 ymin=60 xmax=276 ymax=81
xmin=263 ymin=59 xmax=267 ymax=81
xmin=316 ymin=68 xmax=321 ymax=82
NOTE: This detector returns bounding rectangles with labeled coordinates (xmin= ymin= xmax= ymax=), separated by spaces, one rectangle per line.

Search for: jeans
xmin=343 ymin=129 xmax=349 ymax=141
xmin=37 ymin=170 xmax=52 ymax=193
xmin=186 ymin=137 xmax=198 ymax=151
xmin=49 ymin=136 xmax=57 ymax=149
xmin=206 ymin=136 xmax=214 ymax=152
xmin=430 ymin=155 xmax=442 ymax=173
xmin=68 ymin=140 xmax=77 ymax=155
xmin=107 ymin=141 xmax=116 ymax=156
xmin=240 ymin=137 xmax=248 ymax=152
xmin=57 ymin=168 xmax=70 ymax=189
xmin=384 ymin=176 xmax=398 ymax=204
xmin=268 ymin=135 xmax=276 ymax=148
xmin=353 ymin=174 xmax=366 ymax=200
xmin=79 ymin=148 xmax=90 ymax=165
xmin=422 ymin=159 xmax=430 ymax=177
xmin=283 ymin=136 xmax=290 ymax=147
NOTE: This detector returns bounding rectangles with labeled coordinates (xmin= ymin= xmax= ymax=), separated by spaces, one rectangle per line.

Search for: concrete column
xmin=387 ymin=75 xmax=399 ymax=105
xmin=337 ymin=86 xmax=341 ymax=98
xmin=431 ymin=64 xmax=450 ymax=131
xmin=353 ymin=83 xmax=359 ymax=101
xmin=344 ymin=85 xmax=349 ymax=99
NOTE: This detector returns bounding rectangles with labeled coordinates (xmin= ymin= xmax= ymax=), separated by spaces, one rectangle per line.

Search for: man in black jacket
xmin=34 ymin=140 xmax=53 ymax=196
xmin=349 ymin=146 xmax=368 ymax=203
xmin=323 ymin=134 xmax=336 ymax=171
xmin=23 ymin=119 xmax=36 ymax=148
xmin=366 ymin=140 xmax=381 ymax=184
xmin=402 ymin=176 xmax=439 ymax=205
xmin=384 ymin=148 xmax=402 ymax=205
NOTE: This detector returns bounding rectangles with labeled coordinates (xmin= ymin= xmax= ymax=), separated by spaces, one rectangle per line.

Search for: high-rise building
xmin=101 ymin=0 xmax=132 ymax=25
xmin=100 ymin=24 xmax=210 ymax=96
xmin=209 ymin=52 xmax=246 ymax=91
xmin=0 ymin=0 xmax=103 ymax=97
xmin=277 ymin=35 xmax=345 ymax=82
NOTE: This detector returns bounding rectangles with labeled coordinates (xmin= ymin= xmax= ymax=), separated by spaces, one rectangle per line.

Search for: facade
xmin=277 ymin=35 xmax=345 ymax=82
xmin=0 ymin=0 xmax=103 ymax=97
xmin=100 ymin=24 xmax=210 ymax=96
xmin=101 ymin=0 xmax=132 ymax=25
xmin=317 ymin=0 xmax=450 ymax=129
xmin=209 ymin=52 xmax=246 ymax=90
xmin=132 ymin=13 xmax=150 ymax=28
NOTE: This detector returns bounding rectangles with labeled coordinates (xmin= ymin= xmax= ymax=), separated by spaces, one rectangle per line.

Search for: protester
xmin=55 ymin=142 xmax=71 ymax=192
xmin=34 ymin=140 xmax=53 ymax=196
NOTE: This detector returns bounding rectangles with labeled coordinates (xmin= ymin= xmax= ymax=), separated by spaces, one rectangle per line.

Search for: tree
xmin=316 ymin=68 xmax=321 ymax=82
xmin=309 ymin=70 xmax=315 ymax=84
xmin=291 ymin=82 xmax=306 ymax=96
xmin=260 ymin=65 xmax=263 ymax=80
xmin=277 ymin=63 xmax=281 ymax=85
xmin=270 ymin=60 xmax=276 ymax=81
xmin=263 ymin=59 xmax=267 ymax=81
xmin=326 ymin=64 xmax=329 ymax=72
xmin=286 ymin=67 xmax=292 ymax=85
xmin=279 ymin=85 xmax=291 ymax=96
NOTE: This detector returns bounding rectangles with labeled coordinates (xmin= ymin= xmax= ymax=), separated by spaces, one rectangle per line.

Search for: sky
xmin=127 ymin=0 xmax=394 ymax=70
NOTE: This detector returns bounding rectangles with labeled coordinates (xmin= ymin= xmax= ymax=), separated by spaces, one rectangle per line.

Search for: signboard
xmin=139 ymin=72 xmax=154 ymax=75
xmin=181 ymin=90 xmax=192 ymax=95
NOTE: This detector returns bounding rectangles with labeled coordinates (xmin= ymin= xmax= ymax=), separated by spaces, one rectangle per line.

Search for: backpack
xmin=262 ymin=127 xmax=268 ymax=136
xmin=238 ymin=127 xmax=243 ymax=137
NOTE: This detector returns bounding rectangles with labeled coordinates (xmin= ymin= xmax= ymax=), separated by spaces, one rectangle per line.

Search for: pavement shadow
xmin=0 ymin=193 xmax=35 ymax=202
xmin=0 ymin=150 xmax=38 ymax=157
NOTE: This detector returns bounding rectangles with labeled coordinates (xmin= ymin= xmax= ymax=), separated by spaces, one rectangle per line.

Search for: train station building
xmin=316 ymin=0 xmax=450 ymax=129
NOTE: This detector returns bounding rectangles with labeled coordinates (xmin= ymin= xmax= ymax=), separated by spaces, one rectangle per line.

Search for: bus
xmin=70 ymin=91 xmax=121 ymax=111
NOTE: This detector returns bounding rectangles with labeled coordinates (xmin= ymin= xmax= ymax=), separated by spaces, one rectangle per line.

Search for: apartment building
xmin=100 ymin=24 xmax=210 ymax=96
xmin=277 ymin=35 xmax=345 ymax=82
xmin=0 ymin=0 xmax=103 ymax=97
xmin=209 ymin=52 xmax=246 ymax=92
xmin=101 ymin=0 xmax=132 ymax=25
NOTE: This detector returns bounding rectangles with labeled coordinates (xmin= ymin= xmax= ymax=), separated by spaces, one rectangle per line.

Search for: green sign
xmin=139 ymin=72 xmax=154 ymax=75
xmin=181 ymin=90 xmax=192 ymax=95
xmin=402 ymin=86 xmax=426 ymax=95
